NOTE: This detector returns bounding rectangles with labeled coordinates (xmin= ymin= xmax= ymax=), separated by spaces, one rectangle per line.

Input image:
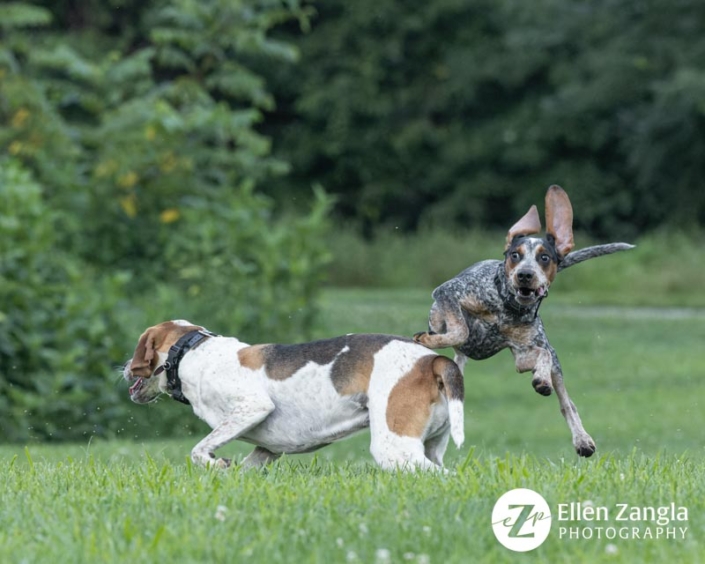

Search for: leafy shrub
xmin=0 ymin=158 xmax=131 ymax=441
xmin=0 ymin=1 xmax=333 ymax=442
xmin=139 ymin=184 xmax=333 ymax=341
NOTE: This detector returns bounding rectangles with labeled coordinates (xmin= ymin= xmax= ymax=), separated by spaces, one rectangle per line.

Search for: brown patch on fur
xmin=386 ymin=356 xmax=440 ymax=438
xmin=459 ymin=293 xmax=499 ymax=324
xmin=504 ymin=241 xmax=528 ymax=280
xmin=500 ymin=323 xmax=536 ymax=346
xmin=129 ymin=321 xmax=203 ymax=378
xmin=331 ymin=335 xmax=397 ymax=395
xmin=237 ymin=345 xmax=268 ymax=371
xmin=262 ymin=337 xmax=345 ymax=380
xmin=255 ymin=334 xmax=400 ymax=388
xmin=505 ymin=205 xmax=541 ymax=250
xmin=432 ymin=356 xmax=464 ymax=401
xmin=536 ymin=243 xmax=558 ymax=284
xmin=511 ymin=347 xmax=542 ymax=373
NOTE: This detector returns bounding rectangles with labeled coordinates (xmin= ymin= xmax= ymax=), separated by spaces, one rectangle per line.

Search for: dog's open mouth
xmin=129 ymin=378 xmax=144 ymax=396
xmin=515 ymin=286 xmax=547 ymax=302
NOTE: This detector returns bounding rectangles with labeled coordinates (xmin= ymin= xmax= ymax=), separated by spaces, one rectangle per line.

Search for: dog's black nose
xmin=517 ymin=270 xmax=534 ymax=283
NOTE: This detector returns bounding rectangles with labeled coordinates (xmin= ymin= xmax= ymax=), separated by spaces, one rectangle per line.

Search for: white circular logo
xmin=491 ymin=488 xmax=552 ymax=552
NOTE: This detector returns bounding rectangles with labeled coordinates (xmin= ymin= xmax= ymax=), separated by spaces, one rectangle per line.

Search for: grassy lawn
xmin=2 ymin=289 xmax=704 ymax=563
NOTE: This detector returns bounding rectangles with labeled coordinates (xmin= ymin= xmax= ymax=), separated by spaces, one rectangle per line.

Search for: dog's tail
xmin=557 ymin=242 xmax=635 ymax=271
xmin=432 ymin=356 xmax=465 ymax=448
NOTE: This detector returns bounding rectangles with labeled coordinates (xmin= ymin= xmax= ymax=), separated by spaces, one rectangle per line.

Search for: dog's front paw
xmin=532 ymin=377 xmax=553 ymax=396
xmin=574 ymin=436 xmax=596 ymax=458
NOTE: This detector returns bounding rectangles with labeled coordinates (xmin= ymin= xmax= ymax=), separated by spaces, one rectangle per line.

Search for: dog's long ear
xmin=545 ymin=185 xmax=574 ymax=258
xmin=130 ymin=328 xmax=157 ymax=378
xmin=505 ymin=205 xmax=541 ymax=250
xmin=130 ymin=322 xmax=203 ymax=378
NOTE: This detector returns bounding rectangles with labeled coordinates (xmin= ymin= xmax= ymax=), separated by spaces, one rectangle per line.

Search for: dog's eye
xmin=510 ymin=252 xmax=521 ymax=262
xmin=539 ymin=254 xmax=550 ymax=264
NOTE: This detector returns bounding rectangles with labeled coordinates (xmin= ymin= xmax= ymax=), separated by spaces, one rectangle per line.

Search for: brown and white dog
xmin=124 ymin=321 xmax=465 ymax=470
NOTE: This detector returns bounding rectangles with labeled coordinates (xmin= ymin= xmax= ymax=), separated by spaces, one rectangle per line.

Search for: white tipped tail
xmin=448 ymin=399 xmax=465 ymax=448
xmin=432 ymin=356 xmax=466 ymax=449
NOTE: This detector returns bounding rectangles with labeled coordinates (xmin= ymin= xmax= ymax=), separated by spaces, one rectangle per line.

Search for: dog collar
xmin=163 ymin=329 xmax=217 ymax=405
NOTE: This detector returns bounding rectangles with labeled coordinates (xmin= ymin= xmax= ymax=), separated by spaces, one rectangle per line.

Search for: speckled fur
xmin=414 ymin=186 xmax=634 ymax=458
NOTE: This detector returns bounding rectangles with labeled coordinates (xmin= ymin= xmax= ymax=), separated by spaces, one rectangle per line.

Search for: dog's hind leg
xmin=191 ymin=399 xmax=275 ymax=468
xmin=414 ymin=299 xmax=469 ymax=350
xmin=424 ymin=426 xmax=450 ymax=467
xmin=241 ymin=446 xmax=281 ymax=470
xmin=370 ymin=356 xmax=453 ymax=471
xmin=549 ymin=349 xmax=596 ymax=457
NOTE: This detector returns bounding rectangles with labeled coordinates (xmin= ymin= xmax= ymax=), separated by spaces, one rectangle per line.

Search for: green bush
xmin=0 ymin=1 xmax=334 ymax=442
xmin=145 ymin=184 xmax=333 ymax=341
xmin=0 ymin=158 xmax=130 ymax=441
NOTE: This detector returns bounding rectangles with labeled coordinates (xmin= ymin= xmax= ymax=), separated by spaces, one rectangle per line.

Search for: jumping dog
xmin=413 ymin=185 xmax=633 ymax=457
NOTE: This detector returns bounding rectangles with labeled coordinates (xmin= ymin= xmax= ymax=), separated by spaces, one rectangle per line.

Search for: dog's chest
xmin=438 ymin=261 xmax=541 ymax=359
xmin=457 ymin=311 xmax=538 ymax=360
xmin=457 ymin=310 xmax=507 ymax=360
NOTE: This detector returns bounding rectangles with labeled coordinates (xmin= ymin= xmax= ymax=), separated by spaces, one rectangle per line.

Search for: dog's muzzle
xmin=514 ymin=284 xmax=548 ymax=302
xmin=123 ymin=360 xmax=142 ymax=396
xmin=123 ymin=360 xmax=163 ymax=403
xmin=128 ymin=377 xmax=144 ymax=396
xmin=513 ymin=271 xmax=548 ymax=304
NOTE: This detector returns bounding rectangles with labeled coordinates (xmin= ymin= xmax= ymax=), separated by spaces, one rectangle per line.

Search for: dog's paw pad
xmin=531 ymin=379 xmax=553 ymax=396
xmin=575 ymin=439 xmax=596 ymax=458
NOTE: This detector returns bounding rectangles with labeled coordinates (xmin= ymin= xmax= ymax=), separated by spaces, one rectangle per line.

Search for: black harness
xmin=161 ymin=329 xmax=217 ymax=405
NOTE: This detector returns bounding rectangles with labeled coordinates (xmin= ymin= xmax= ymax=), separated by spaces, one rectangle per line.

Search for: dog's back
xmin=235 ymin=334 xmax=464 ymax=462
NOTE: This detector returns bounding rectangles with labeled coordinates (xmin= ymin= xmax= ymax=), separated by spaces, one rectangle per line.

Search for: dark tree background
xmin=262 ymin=0 xmax=705 ymax=238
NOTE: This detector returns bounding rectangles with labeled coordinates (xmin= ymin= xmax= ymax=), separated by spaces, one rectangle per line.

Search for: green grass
xmin=2 ymin=447 xmax=704 ymax=563
xmin=2 ymin=289 xmax=705 ymax=562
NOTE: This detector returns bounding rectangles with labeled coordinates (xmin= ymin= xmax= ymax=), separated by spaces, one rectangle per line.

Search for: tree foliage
xmin=0 ymin=158 xmax=129 ymax=441
xmin=264 ymin=0 xmax=705 ymax=237
xmin=0 ymin=1 xmax=330 ymax=441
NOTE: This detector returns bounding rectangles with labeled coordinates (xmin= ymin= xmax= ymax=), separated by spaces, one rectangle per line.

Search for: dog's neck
xmin=165 ymin=329 xmax=218 ymax=405
xmin=494 ymin=263 xmax=544 ymax=320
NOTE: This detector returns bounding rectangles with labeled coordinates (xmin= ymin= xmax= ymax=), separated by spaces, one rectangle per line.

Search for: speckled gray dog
xmin=414 ymin=185 xmax=633 ymax=457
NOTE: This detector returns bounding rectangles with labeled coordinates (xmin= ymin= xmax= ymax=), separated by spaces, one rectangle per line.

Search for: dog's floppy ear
xmin=545 ymin=185 xmax=574 ymax=258
xmin=129 ymin=321 xmax=203 ymax=378
xmin=505 ymin=205 xmax=541 ymax=250
xmin=130 ymin=328 xmax=158 ymax=378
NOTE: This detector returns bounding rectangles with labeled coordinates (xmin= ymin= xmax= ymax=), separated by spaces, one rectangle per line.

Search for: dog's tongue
xmin=129 ymin=378 xmax=143 ymax=395
xmin=537 ymin=286 xmax=547 ymax=297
